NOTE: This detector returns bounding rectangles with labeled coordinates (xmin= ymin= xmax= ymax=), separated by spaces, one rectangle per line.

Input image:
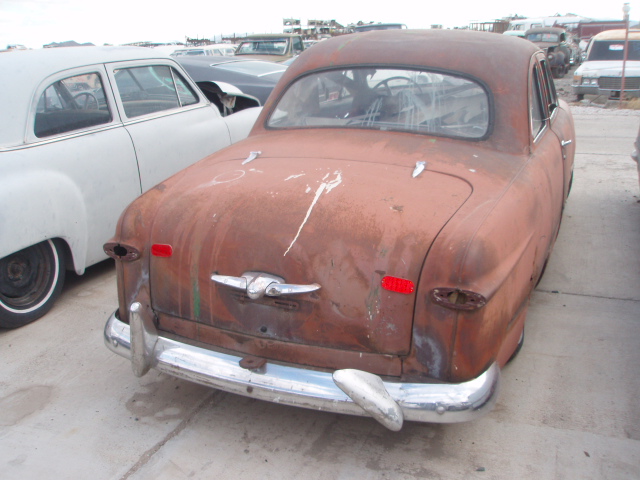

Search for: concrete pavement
xmin=1 ymin=110 xmax=639 ymax=480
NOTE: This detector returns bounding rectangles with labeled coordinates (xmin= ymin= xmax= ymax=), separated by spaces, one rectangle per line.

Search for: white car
xmin=572 ymin=29 xmax=640 ymax=100
xmin=0 ymin=46 xmax=261 ymax=328
xmin=171 ymin=44 xmax=237 ymax=57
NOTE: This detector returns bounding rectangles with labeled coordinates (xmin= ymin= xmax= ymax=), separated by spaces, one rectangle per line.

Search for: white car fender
xmin=0 ymin=170 xmax=88 ymax=274
xmin=223 ymin=107 xmax=263 ymax=144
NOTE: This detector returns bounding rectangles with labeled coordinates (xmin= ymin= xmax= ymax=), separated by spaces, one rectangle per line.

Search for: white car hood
xmin=576 ymin=60 xmax=640 ymax=77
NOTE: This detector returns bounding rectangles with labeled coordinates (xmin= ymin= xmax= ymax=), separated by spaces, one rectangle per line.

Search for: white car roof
xmin=0 ymin=46 xmax=172 ymax=146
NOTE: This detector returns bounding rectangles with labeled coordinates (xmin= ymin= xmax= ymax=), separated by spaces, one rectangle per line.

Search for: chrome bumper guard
xmin=104 ymin=303 xmax=500 ymax=431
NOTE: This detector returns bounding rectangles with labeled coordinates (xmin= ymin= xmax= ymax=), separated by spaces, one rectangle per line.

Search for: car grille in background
xmin=599 ymin=76 xmax=640 ymax=90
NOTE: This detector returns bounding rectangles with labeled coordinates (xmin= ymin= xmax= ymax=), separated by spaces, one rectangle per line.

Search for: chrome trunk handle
xmin=211 ymin=271 xmax=320 ymax=300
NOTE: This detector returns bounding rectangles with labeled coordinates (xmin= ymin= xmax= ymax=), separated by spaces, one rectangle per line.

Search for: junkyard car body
xmin=177 ymin=56 xmax=287 ymax=106
xmin=525 ymin=27 xmax=572 ymax=77
xmin=573 ymin=29 xmax=640 ymax=100
xmin=104 ymin=30 xmax=575 ymax=430
xmin=234 ymin=34 xmax=304 ymax=63
xmin=0 ymin=46 xmax=261 ymax=328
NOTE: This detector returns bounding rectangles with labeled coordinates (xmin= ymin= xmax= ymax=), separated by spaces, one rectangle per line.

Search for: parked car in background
xmin=178 ymin=56 xmax=287 ymax=106
xmin=525 ymin=27 xmax=572 ymax=77
xmin=234 ymin=34 xmax=304 ymax=62
xmin=572 ymin=29 xmax=640 ymax=100
xmin=352 ymin=22 xmax=407 ymax=33
xmin=171 ymin=44 xmax=236 ymax=57
xmin=0 ymin=46 xmax=261 ymax=328
xmin=566 ymin=32 xmax=583 ymax=66
xmin=104 ymin=29 xmax=574 ymax=431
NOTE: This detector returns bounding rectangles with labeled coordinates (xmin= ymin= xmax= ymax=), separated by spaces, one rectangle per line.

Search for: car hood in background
xmin=178 ymin=56 xmax=287 ymax=104
xmin=576 ymin=60 xmax=640 ymax=77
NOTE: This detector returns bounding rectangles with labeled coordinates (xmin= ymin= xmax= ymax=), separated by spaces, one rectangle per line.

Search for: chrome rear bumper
xmin=104 ymin=303 xmax=500 ymax=430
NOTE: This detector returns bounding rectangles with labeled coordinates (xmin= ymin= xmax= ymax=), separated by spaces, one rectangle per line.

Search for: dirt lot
xmin=1 ymin=113 xmax=639 ymax=480
xmin=555 ymin=66 xmax=577 ymax=102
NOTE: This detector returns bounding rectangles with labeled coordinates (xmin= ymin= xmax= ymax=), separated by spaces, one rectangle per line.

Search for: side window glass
xmin=173 ymin=70 xmax=199 ymax=107
xmin=292 ymin=38 xmax=303 ymax=54
xmin=530 ymin=65 xmax=545 ymax=138
xmin=114 ymin=65 xmax=198 ymax=118
xmin=34 ymin=73 xmax=112 ymax=138
xmin=540 ymin=59 xmax=558 ymax=113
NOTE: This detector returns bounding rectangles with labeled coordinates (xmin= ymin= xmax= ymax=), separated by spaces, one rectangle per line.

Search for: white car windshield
xmin=268 ymin=67 xmax=490 ymax=139
xmin=588 ymin=40 xmax=640 ymax=61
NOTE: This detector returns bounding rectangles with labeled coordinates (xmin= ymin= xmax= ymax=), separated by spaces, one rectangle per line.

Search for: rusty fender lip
xmin=104 ymin=305 xmax=500 ymax=430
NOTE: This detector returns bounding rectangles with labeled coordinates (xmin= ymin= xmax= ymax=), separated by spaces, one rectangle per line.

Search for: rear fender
xmin=0 ymin=171 xmax=87 ymax=274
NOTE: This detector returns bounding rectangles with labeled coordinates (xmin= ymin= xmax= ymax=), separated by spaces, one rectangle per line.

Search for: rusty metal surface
xmin=107 ymin=29 xmax=574 ymax=389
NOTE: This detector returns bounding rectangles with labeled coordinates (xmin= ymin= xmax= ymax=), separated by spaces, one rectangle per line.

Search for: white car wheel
xmin=0 ymin=239 xmax=65 ymax=329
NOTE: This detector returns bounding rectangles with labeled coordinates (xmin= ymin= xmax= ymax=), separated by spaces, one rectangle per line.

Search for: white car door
xmin=9 ymin=65 xmax=141 ymax=270
xmin=106 ymin=61 xmax=233 ymax=192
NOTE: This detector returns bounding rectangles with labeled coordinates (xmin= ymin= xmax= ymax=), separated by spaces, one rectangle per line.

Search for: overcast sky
xmin=1 ymin=0 xmax=637 ymax=49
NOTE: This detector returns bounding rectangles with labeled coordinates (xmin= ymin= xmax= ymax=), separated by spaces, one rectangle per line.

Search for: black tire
xmin=576 ymin=94 xmax=584 ymax=101
xmin=507 ymin=328 xmax=525 ymax=364
xmin=0 ymin=239 xmax=66 ymax=329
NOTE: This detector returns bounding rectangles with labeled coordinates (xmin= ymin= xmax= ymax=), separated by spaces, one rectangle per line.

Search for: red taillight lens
xmin=381 ymin=276 xmax=415 ymax=294
xmin=151 ymin=244 xmax=173 ymax=257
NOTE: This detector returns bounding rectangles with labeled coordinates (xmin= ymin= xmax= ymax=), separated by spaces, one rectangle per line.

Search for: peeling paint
xmin=284 ymin=173 xmax=305 ymax=181
xmin=284 ymin=171 xmax=342 ymax=256
xmin=284 ymin=182 xmax=326 ymax=257
xmin=198 ymin=170 xmax=245 ymax=189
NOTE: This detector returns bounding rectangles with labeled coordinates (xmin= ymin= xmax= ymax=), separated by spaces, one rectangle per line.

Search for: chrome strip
xmin=104 ymin=308 xmax=500 ymax=429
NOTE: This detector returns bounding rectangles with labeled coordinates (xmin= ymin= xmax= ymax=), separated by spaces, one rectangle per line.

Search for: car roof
xmin=0 ymin=46 xmax=172 ymax=147
xmin=256 ymin=29 xmax=540 ymax=154
xmin=243 ymin=34 xmax=299 ymax=40
xmin=525 ymin=27 xmax=566 ymax=35
xmin=592 ymin=29 xmax=640 ymax=41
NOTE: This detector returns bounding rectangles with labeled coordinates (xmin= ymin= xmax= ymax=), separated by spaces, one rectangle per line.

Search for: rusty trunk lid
xmin=148 ymin=154 xmax=472 ymax=356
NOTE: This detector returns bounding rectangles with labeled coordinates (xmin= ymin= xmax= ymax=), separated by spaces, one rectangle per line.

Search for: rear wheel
xmin=0 ymin=240 xmax=66 ymax=329
xmin=508 ymin=328 xmax=525 ymax=363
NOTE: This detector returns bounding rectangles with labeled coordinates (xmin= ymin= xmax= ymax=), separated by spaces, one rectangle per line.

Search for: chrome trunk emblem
xmin=211 ymin=271 xmax=321 ymax=300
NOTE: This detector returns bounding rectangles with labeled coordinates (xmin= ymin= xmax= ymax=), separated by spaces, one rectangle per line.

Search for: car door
xmin=540 ymin=55 xmax=575 ymax=199
xmin=106 ymin=60 xmax=233 ymax=192
xmin=15 ymin=65 xmax=141 ymax=270
xmin=528 ymin=56 xmax=566 ymax=259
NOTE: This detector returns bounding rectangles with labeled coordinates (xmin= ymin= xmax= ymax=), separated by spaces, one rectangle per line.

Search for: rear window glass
xmin=35 ymin=72 xmax=112 ymax=138
xmin=267 ymin=67 xmax=490 ymax=139
xmin=236 ymin=40 xmax=288 ymax=55
xmin=526 ymin=33 xmax=560 ymax=43
xmin=588 ymin=40 xmax=640 ymax=61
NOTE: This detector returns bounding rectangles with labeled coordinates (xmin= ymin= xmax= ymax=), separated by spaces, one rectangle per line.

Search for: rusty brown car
xmin=104 ymin=29 xmax=575 ymax=431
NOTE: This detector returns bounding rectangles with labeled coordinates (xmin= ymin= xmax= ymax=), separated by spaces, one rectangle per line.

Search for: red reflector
xmin=381 ymin=276 xmax=415 ymax=294
xmin=151 ymin=244 xmax=173 ymax=257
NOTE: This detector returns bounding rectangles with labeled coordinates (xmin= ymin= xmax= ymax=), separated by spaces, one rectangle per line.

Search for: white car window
xmin=34 ymin=72 xmax=112 ymax=138
xmin=114 ymin=65 xmax=199 ymax=118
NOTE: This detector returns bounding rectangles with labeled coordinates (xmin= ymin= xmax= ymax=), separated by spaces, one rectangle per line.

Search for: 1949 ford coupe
xmin=104 ymin=30 xmax=575 ymax=430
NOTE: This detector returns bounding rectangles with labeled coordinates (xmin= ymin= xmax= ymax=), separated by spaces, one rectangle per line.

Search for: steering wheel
xmin=373 ymin=76 xmax=423 ymax=95
xmin=73 ymin=91 xmax=99 ymax=110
